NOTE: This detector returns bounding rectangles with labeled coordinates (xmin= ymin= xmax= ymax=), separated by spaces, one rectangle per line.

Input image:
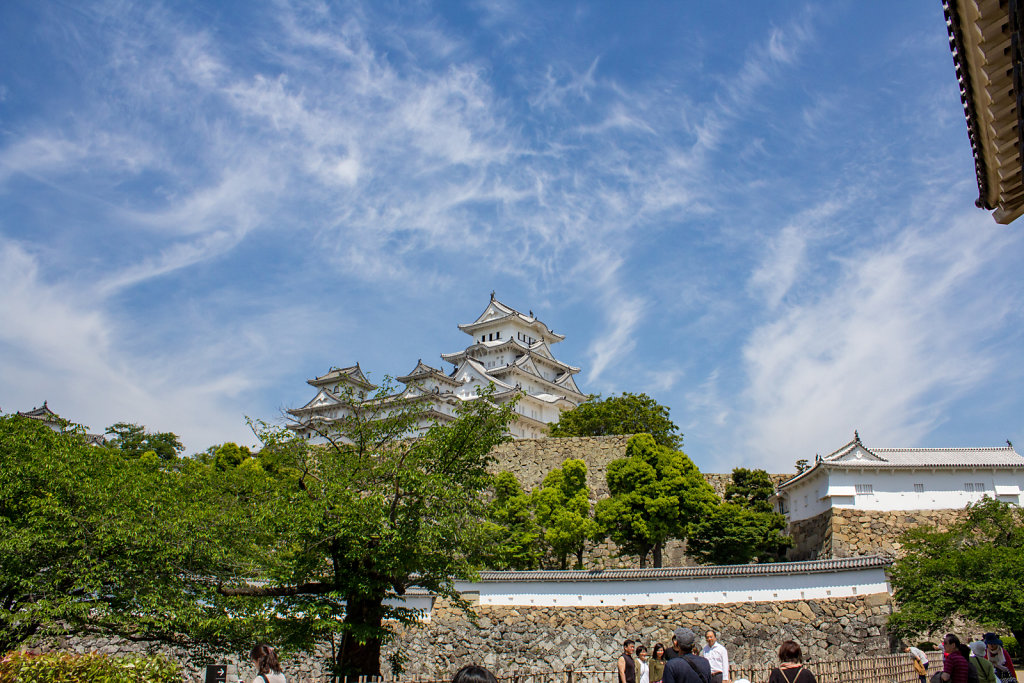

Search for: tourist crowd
xmin=611 ymin=627 xmax=810 ymax=683
xmin=241 ymin=628 xmax=1017 ymax=683
xmin=604 ymin=626 xmax=1018 ymax=683
xmin=910 ymin=632 xmax=1018 ymax=683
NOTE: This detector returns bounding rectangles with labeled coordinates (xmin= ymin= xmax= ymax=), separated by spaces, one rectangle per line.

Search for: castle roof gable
xmin=290 ymin=388 xmax=344 ymax=413
xmin=779 ymin=433 xmax=1024 ymax=491
xmin=307 ymin=363 xmax=377 ymax=390
xmin=397 ymin=359 xmax=462 ymax=386
xmin=17 ymin=402 xmax=61 ymax=421
xmin=457 ymin=294 xmax=565 ymax=343
xmin=454 ymin=357 xmax=516 ymax=391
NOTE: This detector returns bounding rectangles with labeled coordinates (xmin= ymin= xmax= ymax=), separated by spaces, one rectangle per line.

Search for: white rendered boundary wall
xmin=392 ymin=556 xmax=890 ymax=615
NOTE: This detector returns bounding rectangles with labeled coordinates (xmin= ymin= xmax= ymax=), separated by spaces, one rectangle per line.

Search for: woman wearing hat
xmin=981 ymin=634 xmax=1016 ymax=683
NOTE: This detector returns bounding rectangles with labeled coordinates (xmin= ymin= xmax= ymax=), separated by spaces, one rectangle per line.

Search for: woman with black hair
xmin=767 ymin=640 xmax=817 ymax=683
xmin=650 ymin=643 xmax=666 ymax=683
xmin=250 ymin=643 xmax=286 ymax=683
xmin=452 ymin=665 xmax=499 ymax=683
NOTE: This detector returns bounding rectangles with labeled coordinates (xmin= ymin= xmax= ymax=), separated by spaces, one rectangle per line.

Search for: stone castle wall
xmin=397 ymin=593 xmax=893 ymax=677
xmin=828 ymin=508 xmax=969 ymax=558
xmin=489 ymin=435 xmax=633 ymax=498
xmin=788 ymin=508 xmax=971 ymax=560
xmin=41 ymin=592 xmax=894 ymax=682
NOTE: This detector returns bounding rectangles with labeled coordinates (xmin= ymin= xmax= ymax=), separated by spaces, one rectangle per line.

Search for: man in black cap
xmin=663 ymin=628 xmax=711 ymax=683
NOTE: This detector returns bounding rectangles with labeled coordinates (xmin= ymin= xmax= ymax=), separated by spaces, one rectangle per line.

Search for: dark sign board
xmin=205 ymin=664 xmax=228 ymax=683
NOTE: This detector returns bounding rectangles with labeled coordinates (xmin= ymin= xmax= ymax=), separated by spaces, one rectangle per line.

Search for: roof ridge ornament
xmin=490 ymin=290 xmax=495 ymax=300
xmin=854 ymin=429 xmax=861 ymax=444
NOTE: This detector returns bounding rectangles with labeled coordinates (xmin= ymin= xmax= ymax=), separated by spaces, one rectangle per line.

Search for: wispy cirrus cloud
xmin=739 ymin=208 xmax=1022 ymax=470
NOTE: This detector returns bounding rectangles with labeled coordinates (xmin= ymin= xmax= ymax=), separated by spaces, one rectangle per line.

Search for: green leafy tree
xmin=533 ymin=459 xmax=599 ymax=569
xmin=888 ymin=498 xmax=1024 ymax=647
xmin=0 ymin=415 xmax=248 ymax=655
xmin=794 ymin=459 xmax=810 ymax=474
xmin=484 ymin=471 xmax=544 ymax=570
xmin=687 ymin=502 xmax=791 ymax=565
xmin=688 ymin=467 xmax=791 ymax=565
xmin=104 ymin=422 xmax=184 ymax=460
xmin=201 ymin=441 xmax=254 ymax=471
xmin=550 ymin=393 xmax=682 ymax=449
xmin=219 ymin=382 xmax=516 ymax=678
xmin=594 ymin=434 xmax=716 ymax=567
xmin=725 ymin=467 xmax=777 ymax=513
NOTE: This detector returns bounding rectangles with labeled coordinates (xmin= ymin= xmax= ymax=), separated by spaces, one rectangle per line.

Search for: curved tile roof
xmin=473 ymin=555 xmax=889 ymax=582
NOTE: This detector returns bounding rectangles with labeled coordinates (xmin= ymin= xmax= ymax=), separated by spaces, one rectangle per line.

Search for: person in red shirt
xmin=941 ymin=634 xmax=970 ymax=683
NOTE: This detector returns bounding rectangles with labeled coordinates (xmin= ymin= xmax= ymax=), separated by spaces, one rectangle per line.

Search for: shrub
xmin=0 ymin=650 xmax=180 ymax=682
xmin=1003 ymin=635 xmax=1019 ymax=660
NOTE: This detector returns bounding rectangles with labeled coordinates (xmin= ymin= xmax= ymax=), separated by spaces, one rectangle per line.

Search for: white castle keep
xmin=289 ymin=294 xmax=586 ymax=440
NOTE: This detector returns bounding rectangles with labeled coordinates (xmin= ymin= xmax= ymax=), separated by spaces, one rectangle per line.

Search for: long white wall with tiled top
xmin=385 ymin=561 xmax=890 ymax=614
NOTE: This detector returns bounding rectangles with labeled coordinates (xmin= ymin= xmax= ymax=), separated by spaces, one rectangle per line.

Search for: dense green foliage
xmin=888 ymin=498 xmax=1024 ymax=648
xmin=724 ymin=467 xmax=776 ymax=512
xmin=688 ymin=467 xmax=791 ymax=565
xmin=0 ymin=416 xmax=247 ymax=655
xmin=686 ymin=501 xmax=791 ymax=565
xmin=103 ymin=422 xmax=184 ymax=460
xmin=595 ymin=434 xmax=715 ymax=567
xmin=550 ymin=393 xmax=682 ymax=449
xmin=0 ymin=650 xmax=180 ymax=682
xmin=533 ymin=459 xmax=599 ymax=569
xmin=483 ymin=471 xmax=544 ymax=570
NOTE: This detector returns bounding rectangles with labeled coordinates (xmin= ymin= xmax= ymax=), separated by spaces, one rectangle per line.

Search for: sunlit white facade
xmin=777 ymin=432 xmax=1024 ymax=522
xmin=288 ymin=295 xmax=585 ymax=441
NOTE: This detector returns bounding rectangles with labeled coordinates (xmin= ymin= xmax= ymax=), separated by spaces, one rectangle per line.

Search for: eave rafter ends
xmin=943 ymin=0 xmax=1024 ymax=223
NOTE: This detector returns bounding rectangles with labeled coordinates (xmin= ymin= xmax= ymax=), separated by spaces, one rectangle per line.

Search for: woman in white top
xmin=250 ymin=643 xmax=286 ymax=683
xmin=636 ymin=645 xmax=650 ymax=683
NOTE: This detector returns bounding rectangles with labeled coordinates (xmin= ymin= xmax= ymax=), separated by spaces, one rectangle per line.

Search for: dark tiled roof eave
xmin=943 ymin=0 xmax=995 ymax=210
xmin=473 ymin=555 xmax=889 ymax=583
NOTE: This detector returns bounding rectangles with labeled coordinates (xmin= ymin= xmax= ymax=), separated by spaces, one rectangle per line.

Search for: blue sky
xmin=1 ymin=1 xmax=1022 ymax=472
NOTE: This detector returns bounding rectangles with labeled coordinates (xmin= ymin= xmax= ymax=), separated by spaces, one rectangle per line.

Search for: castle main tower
xmin=289 ymin=294 xmax=586 ymax=440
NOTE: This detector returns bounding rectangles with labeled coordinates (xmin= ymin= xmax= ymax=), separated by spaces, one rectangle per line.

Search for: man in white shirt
xmin=701 ymin=630 xmax=729 ymax=683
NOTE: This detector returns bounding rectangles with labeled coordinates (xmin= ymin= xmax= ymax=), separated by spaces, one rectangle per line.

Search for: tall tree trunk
xmin=652 ymin=543 xmax=663 ymax=568
xmin=337 ymin=593 xmax=386 ymax=678
xmin=575 ymin=547 xmax=584 ymax=570
xmin=560 ymin=553 xmax=568 ymax=570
